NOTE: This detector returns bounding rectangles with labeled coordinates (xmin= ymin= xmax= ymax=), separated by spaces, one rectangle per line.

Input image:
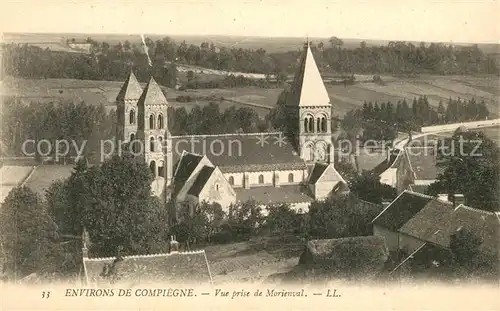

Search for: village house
xmin=114 ymin=41 xmax=347 ymax=215
xmin=372 ymin=190 xmax=500 ymax=275
xmin=81 ymin=233 xmax=212 ymax=286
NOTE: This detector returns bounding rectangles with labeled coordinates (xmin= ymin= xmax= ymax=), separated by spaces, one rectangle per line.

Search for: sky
xmin=1 ymin=0 xmax=499 ymax=43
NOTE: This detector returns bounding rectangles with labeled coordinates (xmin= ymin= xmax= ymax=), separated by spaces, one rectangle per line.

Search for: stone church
xmin=115 ymin=42 xmax=347 ymax=214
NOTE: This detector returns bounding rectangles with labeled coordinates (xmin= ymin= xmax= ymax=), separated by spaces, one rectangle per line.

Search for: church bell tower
xmin=286 ymin=42 xmax=334 ymax=163
xmin=136 ymin=76 xmax=172 ymax=198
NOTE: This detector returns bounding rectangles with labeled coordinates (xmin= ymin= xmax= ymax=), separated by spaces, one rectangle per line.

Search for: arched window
xmin=149 ymin=161 xmax=156 ymax=177
xmin=316 ymin=118 xmax=321 ymax=133
xmin=288 ymin=173 xmax=294 ymax=183
xmin=321 ymin=117 xmax=327 ymax=132
xmin=304 ymin=115 xmax=314 ymax=133
xmin=150 ymin=137 xmax=155 ymax=152
xmin=129 ymin=109 xmax=135 ymax=125
xmin=228 ymin=176 xmax=234 ymax=185
xmin=158 ymin=136 xmax=163 ymax=149
xmin=130 ymin=133 xmax=135 ymax=141
xmin=157 ymin=114 xmax=164 ymax=129
xmin=308 ymin=116 xmax=314 ymax=132
xmin=258 ymin=174 xmax=264 ymax=184
xmin=158 ymin=160 xmax=165 ymax=177
xmin=215 ymin=183 xmax=220 ymax=191
xmin=149 ymin=114 xmax=155 ymax=129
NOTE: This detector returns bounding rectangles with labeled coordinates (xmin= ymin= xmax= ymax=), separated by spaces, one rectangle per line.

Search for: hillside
xmin=2 ymin=74 xmax=499 ymax=118
xmin=4 ymin=33 xmax=500 ymax=54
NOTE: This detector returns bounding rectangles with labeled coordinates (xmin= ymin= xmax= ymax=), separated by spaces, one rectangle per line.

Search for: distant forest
xmin=341 ymin=96 xmax=490 ymax=141
xmin=2 ymin=36 xmax=498 ymax=87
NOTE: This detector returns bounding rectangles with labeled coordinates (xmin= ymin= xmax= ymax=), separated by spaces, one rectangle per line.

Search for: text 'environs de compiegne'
xmin=63 ymin=288 xmax=339 ymax=298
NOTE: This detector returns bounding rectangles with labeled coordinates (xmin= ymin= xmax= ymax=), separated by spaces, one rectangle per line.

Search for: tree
xmin=64 ymin=154 xmax=167 ymax=257
xmin=328 ymin=36 xmax=344 ymax=48
xmin=0 ymin=187 xmax=62 ymax=279
xmin=427 ymin=130 xmax=500 ymax=212
xmin=265 ymin=203 xmax=298 ymax=235
xmin=308 ymin=195 xmax=382 ymax=239
xmin=227 ymin=200 xmax=263 ymax=240
xmin=449 ymin=229 xmax=482 ymax=269
xmin=334 ymin=161 xmax=358 ymax=184
xmin=198 ymin=201 xmax=225 ymax=243
xmin=349 ymin=171 xmax=397 ymax=204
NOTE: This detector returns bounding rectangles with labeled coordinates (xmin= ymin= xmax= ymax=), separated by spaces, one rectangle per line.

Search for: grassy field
xmin=2 ymin=74 xmax=499 ymax=118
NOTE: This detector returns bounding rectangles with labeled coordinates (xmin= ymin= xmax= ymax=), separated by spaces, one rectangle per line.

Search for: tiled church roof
xmin=308 ymin=163 xmax=328 ymax=184
xmin=235 ymin=185 xmax=313 ymax=205
xmin=188 ymin=166 xmax=215 ymax=196
xmin=137 ymin=77 xmax=169 ymax=106
xmin=287 ymin=42 xmax=330 ymax=108
xmin=173 ymin=153 xmax=203 ymax=197
xmin=171 ymin=133 xmax=306 ymax=173
xmin=116 ymin=71 xmax=143 ymax=102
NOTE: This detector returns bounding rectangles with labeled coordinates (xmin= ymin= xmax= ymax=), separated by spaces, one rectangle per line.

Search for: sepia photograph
xmin=0 ymin=0 xmax=499 ymax=310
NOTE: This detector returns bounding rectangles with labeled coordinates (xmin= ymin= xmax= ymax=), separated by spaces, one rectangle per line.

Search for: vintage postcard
xmin=0 ymin=0 xmax=499 ymax=310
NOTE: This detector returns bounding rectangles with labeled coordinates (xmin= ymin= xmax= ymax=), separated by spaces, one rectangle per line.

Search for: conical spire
xmin=116 ymin=71 xmax=143 ymax=102
xmin=137 ymin=76 xmax=168 ymax=106
xmin=288 ymin=42 xmax=330 ymax=107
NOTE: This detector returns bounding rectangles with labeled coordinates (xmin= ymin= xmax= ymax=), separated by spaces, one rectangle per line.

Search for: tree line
xmin=341 ymin=96 xmax=490 ymax=142
xmin=0 ymin=98 xmax=116 ymax=161
xmin=2 ymin=37 xmax=498 ymax=88
xmin=168 ymin=103 xmax=272 ymax=136
xmin=0 ymin=98 xmax=275 ymax=158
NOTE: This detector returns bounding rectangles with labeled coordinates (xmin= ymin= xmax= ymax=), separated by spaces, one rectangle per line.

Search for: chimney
xmin=453 ymin=194 xmax=466 ymax=206
xmin=169 ymin=235 xmax=179 ymax=253
xmin=438 ymin=194 xmax=449 ymax=202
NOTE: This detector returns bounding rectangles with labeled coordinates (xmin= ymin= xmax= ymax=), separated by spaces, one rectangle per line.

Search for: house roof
xmin=83 ymin=250 xmax=212 ymax=286
xmin=287 ymin=42 xmax=330 ymax=107
xmin=357 ymin=152 xmax=388 ymax=173
xmin=137 ymin=77 xmax=168 ymax=107
xmin=301 ymin=236 xmax=389 ymax=275
xmin=399 ymin=199 xmax=455 ymax=247
xmin=188 ymin=166 xmax=215 ymax=197
xmin=234 ymin=185 xmax=313 ymax=205
xmin=372 ymin=190 xmax=434 ymax=231
xmin=116 ymin=71 xmax=143 ymax=102
xmin=398 ymin=200 xmax=499 ymax=256
xmin=449 ymin=205 xmax=500 ymax=255
xmin=391 ymin=243 xmax=454 ymax=276
xmin=171 ymin=133 xmax=306 ymax=173
xmin=308 ymin=163 xmax=328 ymax=184
xmin=405 ymin=147 xmax=444 ymax=180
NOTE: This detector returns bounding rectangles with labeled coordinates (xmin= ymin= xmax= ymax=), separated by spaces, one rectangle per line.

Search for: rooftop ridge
xmin=371 ymin=190 xmax=440 ymax=225
xmin=455 ymin=204 xmax=497 ymax=215
xmin=84 ymin=250 xmax=206 ymax=261
xmin=171 ymin=132 xmax=284 ymax=139
xmin=405 ymin=190 xmax=448 ymax=202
